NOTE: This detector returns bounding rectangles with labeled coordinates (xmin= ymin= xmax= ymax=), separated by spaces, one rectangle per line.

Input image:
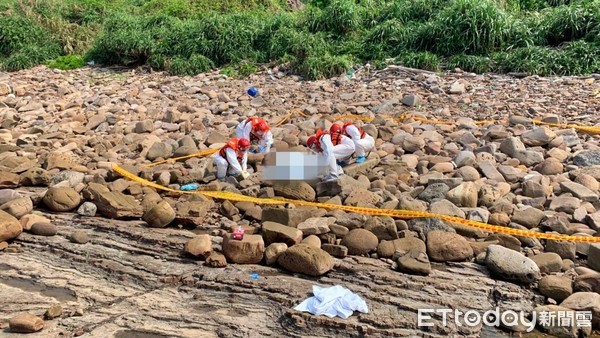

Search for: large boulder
xmin=30 ymin=222 xmax=57 ymax=236
xmin=585 ymin=244 xmax=600 ymax=272
xmin=297 ymin=217 xmax=335 ymax=236
xmin=426 ymin=231 xmax=473 ymax=262
xmin=396 ymin=249 xmax=431 ymax=275
xmin=184 ymin=234 xmax=212 ymax=258
xmin=43 ymin=187 xmax=81 ymax=212
xmin=341 ymin=229 xmax=378 ymax=255
xmin=272 ymin=181 xmax=316 ymax=201
xmin=261 ymin=221 xmax=303 ymax=246
xmin=0 ymin=209 xmax=22 ymax=242
xmin=20 ymin=214 xmax=51 ymax=231
xmin=264 ymin=243 xmax=288 ymax=265
xmin=92 ymin=191 xmax=143 ymax=219
xmin=531 ymin=253 xmax=563 ymax=274
xmin=0 ymin=189 xmax=21 ymax=205
xmin=142 ymin=200 xmax=176 ymax=228
xmin=8 ymin=313 xmax=44 ymax=333
xmin=574 ymin=274 xmax=600 ymax=293
xmin=377 ymin=237 xmax=426 ymax=258
xmin=364 ymin=216 xmax=398 ymax=241
xmin=222 ymin=234 xmax=265 ymax=264
xmin=484 ymin=245 xmax=541 ymax=285
xmin=277 ymin=244 xmax=334 ymax=276
xmin=175 ymin=198 xmax=213 ymax=226
xmin=0 ymin=196 xmax=33 ymax=219
xmin=538 ymin=275 xmax=573 ymax=303
xmin=261 ymin=207 xmax=321 ymax=228
xmin=0 ymin=171 xmax=21 ymax=188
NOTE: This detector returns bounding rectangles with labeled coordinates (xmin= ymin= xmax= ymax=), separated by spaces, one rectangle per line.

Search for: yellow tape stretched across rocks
xmin=532 ymin=119 xmax=600 ymax=135
xmin=335 ymin=113 xmax=600 ymax=135
xmin=113 ymin=164 xmax=600 ymax=243
xmin=142 ymin=109 xmax=312 ymax=168
xmin=394 ymin=115 xmax=600 ymax=134
xmin=143 ymin=106 xmax=600 ymax=169
xmin=141 ymin=149 xmax=220 ymax=168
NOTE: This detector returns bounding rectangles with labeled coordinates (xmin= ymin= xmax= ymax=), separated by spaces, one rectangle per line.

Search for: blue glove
xmin=249 ymin=148 xmax=258 ymax=154
xmin=258 ymin=146 xmax=265 ymax=153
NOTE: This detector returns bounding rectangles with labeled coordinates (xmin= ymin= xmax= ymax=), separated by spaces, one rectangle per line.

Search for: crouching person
xmin=235 ymin=116 xmax=273 ymax=154
xmin=329 ymin=123 xmax=357 ymax=167
xmin=340 ymin=121 xmax=375 ymax=163
xmin=213 ymin=137 xmax=250 ymax=181
xmin=306 ymin=129 xmax=345 ymax=182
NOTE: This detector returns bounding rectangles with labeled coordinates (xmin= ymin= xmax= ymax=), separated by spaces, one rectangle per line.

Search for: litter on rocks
xmin=294 ymin=285 xmax=368 ymax=319
xmin=180 ymin=183 xmax=199 ymax=191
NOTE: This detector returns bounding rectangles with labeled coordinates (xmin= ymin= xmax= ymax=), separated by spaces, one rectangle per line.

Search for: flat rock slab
xmin=343 ymin=156 xmax=380 ymax=177
xmin=93 ymin=191 xmax=143 ymax=219
xmin=0 ymin=212 xmax=544 ymax=337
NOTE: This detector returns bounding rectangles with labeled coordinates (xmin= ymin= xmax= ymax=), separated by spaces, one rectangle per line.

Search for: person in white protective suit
xmin=235 ymin=116 xmax=273 ymax=154
xmin=212 ymin=137 xmax=250 ymax=180
xmin=328 ymin=124 xmax=358 ymax=167
xmin=306 ymin=128 xmax=355 ymax=182
xmin=339 ymin=121 xmax=375 ymax=163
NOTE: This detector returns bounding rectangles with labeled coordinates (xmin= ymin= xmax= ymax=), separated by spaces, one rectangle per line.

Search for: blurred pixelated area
xmin=262 ymin=151 xmax=328 ymax=184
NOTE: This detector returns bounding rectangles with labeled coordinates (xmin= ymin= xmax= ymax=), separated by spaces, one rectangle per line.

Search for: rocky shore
xmin=1 ymin=65 xmax=600 ymax=337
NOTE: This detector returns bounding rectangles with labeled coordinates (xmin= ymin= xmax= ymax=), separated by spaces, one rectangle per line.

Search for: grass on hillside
xmin=0 ymin=0 xmax=598 ymax=79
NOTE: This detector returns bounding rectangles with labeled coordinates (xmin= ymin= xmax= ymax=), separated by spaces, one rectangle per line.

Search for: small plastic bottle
xmin=233 ymin=225 xmax=245 ymax=240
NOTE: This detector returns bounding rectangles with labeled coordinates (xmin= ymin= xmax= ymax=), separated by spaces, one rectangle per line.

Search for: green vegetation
xmin=0 ymin=0 xmax=598 ymax=79
xmin=47 ymin=54 xmax=86 ymax=70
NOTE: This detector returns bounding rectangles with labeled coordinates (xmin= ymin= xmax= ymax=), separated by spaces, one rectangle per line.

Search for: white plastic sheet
xmin=294 ymin=285 xmax=369 ymax=319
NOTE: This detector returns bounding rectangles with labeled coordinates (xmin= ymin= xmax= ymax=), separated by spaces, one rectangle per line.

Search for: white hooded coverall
xmin=235 ymin=120 xmax=274 ymax=153
xmin=317 ymin=134 xmax=353 ymax=181
xmin=333 ymin=134 xmax=356 ymax=162
xmin=213 ymin=147 xmax=248 ymax=179
xmin=344 ymin=125 xmax=375 ymax=157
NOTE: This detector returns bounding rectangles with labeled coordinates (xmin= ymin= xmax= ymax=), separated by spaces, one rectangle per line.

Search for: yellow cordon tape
xmin=334 ymin=113 xmax=600 ymax=135
xmin=532 ymin=120 xmax=600 ymax=135
xmin=121 ymin=108 xmax=600 ymax=243
xmin=142 ymin=108 xmax=600 ymax=169
xmin=142 ymin=109 xmax=312 ymax=168
xmin=113 ymin=164 xmax=600 ymax=243
xmin=395 ymin=115 xmax=600 ymax=135
xmin=142 ymin=149 xmax=220 ymax=168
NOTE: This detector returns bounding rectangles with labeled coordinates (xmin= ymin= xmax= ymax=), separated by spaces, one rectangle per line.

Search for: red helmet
xmin=330 ymin=124 xmax=342 ymax=135
xmin=238 ymin=138 xmax=250 ymax=150
xmin=307 ymin=136 xmax=317 ymax=150
xmin=255 ymin=120 xmax=269 ymax=132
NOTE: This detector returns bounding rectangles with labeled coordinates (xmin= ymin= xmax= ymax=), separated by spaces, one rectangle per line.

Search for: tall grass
xmin=419 ymin=0 xmax=515 ymax=56
xmin=1 ymin=0 xmax=599 ymax=78
xmin=541 ymin=1 xmax=600 ymax=46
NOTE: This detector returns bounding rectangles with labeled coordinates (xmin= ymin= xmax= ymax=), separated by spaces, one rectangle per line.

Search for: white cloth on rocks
xmin=294 ymin=285 xmax=368 ymax=319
